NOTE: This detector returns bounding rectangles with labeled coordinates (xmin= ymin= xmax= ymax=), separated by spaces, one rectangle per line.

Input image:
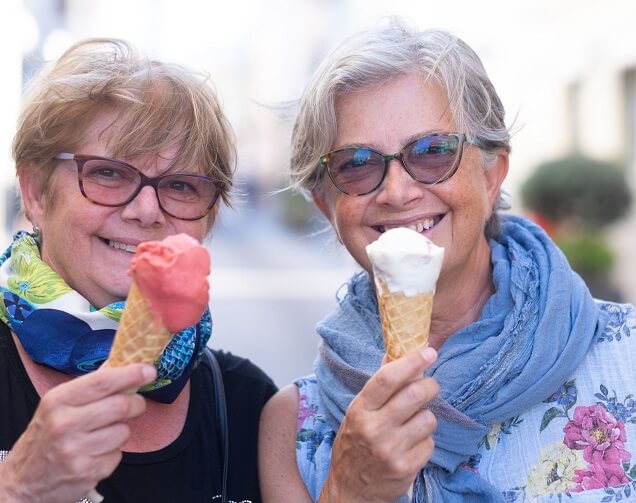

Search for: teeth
xmin=109 ymin=240 xmax=137 ymax=253
xmin=380 ymin=218 xmax=437 ymax=234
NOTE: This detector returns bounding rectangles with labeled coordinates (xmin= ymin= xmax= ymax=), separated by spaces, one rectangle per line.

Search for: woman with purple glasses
xmin=0 ymin=39 xmax=276 ymax=503
xmin=259 ymin=20 xmax=636 ymax=502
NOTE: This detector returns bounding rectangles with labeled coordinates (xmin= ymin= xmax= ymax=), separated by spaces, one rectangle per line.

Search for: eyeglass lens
xmin=78 ymin=158 xmax=219 ymax=219
xmin=325 ymin=134 xmax=462 ymax=195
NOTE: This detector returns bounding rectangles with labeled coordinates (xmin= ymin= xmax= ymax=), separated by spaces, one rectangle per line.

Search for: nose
xmin=375 ymin=158 xmax=424 ymax=207
xmin=120 ymin=185 xmax=166 ymax=227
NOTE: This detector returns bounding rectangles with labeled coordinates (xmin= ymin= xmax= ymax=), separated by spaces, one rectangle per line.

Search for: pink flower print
xmin=297 ymin=393 xmax=317 ymax=429
xmin=563 ymin=405 xmax=630 ymax=466
xmin=571 ymin=461 xmax=629 ymax=492
xmin=563 ymin=404 xmax=631 ymax=491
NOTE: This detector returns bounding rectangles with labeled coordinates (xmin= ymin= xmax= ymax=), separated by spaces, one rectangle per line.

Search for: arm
xmin=260 ymin=348 xmax=439 ymax=503
xmin=259 ymin=384 xmax=314 ymax=503
xmin=0 ymin=363 xmax=156 ymax=503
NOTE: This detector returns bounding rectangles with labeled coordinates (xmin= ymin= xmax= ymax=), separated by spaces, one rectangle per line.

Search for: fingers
xmin=82 ymin=393 xmax=147 ymax=431
xmin=361 ymin=347 xmax=438 ymax=410
xmin=376 ymin=376 xmax=439 ymax=427
xmin=49 ymin=364 xmax=156 ymax=406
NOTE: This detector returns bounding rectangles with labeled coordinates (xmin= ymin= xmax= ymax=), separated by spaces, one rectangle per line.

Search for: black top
xmin=0 ymin=322 xmax=277 ymax=503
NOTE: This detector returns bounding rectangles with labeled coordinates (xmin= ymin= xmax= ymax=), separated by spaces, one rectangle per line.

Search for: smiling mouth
xmin=374 ymin=215 xmax=444 ymax=233
xmin=105 ymin=239 xmax=137 ymax=253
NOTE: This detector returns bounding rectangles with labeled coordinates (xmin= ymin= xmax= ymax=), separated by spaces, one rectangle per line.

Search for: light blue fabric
xmin=308 ymin=214 xmax=609 ymax=502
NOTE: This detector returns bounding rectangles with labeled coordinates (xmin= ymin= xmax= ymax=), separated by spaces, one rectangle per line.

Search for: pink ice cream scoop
xmin=130 ymin=233 xmax=210 ymax=333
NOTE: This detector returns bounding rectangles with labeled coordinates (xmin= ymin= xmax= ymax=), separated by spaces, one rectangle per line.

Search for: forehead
xmin=76 ymin=111 xmax=197 ymax=174
xmin=333 ymin=73 xmax=455 ymax=150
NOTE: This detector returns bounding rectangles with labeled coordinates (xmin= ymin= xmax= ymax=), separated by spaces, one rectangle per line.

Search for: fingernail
xmin=420 ymin=347 xmax=437 ymax=362
xmin=142 ymin=365 xmax=157 ymax=381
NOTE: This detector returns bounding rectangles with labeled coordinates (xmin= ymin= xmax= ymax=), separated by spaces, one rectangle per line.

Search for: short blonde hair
xmin=12 ymin=38 xmax=235 ymax=216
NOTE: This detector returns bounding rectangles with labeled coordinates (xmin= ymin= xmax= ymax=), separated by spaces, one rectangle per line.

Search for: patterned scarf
xmin=0 ymin=231 xmax=212 ymax=403
xmin=313 ymin=214 xmax=609 ymax=502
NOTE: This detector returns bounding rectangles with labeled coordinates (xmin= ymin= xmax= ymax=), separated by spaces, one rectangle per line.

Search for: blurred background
xmin=2 ymin=0 xmax=635 ymax=387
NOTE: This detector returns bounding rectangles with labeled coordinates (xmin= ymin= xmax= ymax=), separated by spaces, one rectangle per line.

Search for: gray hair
xmin=290 ymin=20 xmax=511 ymax=237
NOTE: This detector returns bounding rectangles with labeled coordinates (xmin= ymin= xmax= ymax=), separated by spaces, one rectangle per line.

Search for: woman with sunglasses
xmin=0 ymin=39 xmax=276 ymax=503
xmin=259 ymin=20 xmax=635 ymax=502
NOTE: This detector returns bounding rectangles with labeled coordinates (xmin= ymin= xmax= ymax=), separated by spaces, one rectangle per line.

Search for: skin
xmin=19 ymin=112 xmax=211 ymax=309
xmin=0 ymin=110 xmax=215 ymax=502
xmin=259 ymin=73 xmax=509 ymax=502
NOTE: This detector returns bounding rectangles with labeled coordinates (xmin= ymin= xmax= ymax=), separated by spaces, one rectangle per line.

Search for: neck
xmin=428 ymin=241 xmax=494 ymax=350
xmin=12 ymin=332 xmax=73 ymax=394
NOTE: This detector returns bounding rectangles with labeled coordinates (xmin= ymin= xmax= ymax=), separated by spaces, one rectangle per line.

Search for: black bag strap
xmin=201 ymin=348 xmax=229 ymax=503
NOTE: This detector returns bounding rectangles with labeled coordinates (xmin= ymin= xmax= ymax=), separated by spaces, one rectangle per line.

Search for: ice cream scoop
xmin=366 ymin=227 xmax=444 ymax=360
xmin=105 ymin=233 xmax=210 ymax=367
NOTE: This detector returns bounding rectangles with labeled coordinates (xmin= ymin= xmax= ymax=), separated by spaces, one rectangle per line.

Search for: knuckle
xmin=405 ymin=383 xmax=425 ymax=404
xmin=387 ymin=456 xmax=412 ymax=479
xmin=373 ymin=368 xmax=395 ymax=391
xmin=421 ymin=409 xmax=437 ymax=431
xmin=110 ymin=395 xmax=132 ymax=417
xmin=423 ymin=437 xmax=435 ymax=461
xmin=374 ymin=443 xmax=394 ymax=463
xmin=37 ymin=393 xmax=58 ymax=415
xmin=356 ymin=420 xmax=380 ymax=443
xmin=48 ymin=411 xmax=74 ymax=437
xmin=92 ymin=373 xmax=113 ymax=396
xmin=425 ymin=377 xmax=441 ymax=397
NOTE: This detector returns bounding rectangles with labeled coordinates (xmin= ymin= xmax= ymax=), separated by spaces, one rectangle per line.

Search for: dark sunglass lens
xmin=81 ymin=159 xmax=139 ymax=204
xmin=328 ymin=148 xmax=384 ymax=194
xmin=158 ymin=175 xmax=218 ymax=219
xmin=406 ymin=135 xmax=460 ymax=183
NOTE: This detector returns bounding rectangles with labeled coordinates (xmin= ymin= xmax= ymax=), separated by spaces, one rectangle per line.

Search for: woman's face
xmin=313 ymin=73 xmax=508 ymax=287
xmin=21 ymin=112 xmax=212 ymax=308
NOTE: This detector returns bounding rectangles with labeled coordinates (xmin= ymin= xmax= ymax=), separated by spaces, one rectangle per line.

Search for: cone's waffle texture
xmin=105 ymin=281 xmax=172 ymax=367
xmin=376 ymin=278 xmax=433 ymax=361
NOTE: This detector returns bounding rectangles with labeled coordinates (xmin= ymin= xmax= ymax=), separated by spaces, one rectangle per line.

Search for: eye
xmin=167 ymin=179 xmax=197 ymax=193
xmin=333 ymin=149 xmax=378 ymax=172
xmin=83 ymin=161 xmax=136 ymax=185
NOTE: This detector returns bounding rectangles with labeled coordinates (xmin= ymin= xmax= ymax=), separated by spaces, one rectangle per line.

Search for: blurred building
xmin=2 ymin=0 xmax=636 ymax=306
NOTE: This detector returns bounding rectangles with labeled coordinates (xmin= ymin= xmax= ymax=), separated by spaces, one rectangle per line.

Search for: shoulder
xmin=259 ymin=384 xmax=315 ymax=502
xmin=262 ymin=383 xmax=301 ymax=427
xmin=259 ymin=383 xmax=300 ymax=450
xmin=595 ymin=300 xmax=635 ymax=343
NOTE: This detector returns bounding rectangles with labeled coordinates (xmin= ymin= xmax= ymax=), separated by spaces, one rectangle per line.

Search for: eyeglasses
xmin=319 ymin=132 xmax=481 ymax=196
xmin=55 ymin=153 xmax=225 ymax=220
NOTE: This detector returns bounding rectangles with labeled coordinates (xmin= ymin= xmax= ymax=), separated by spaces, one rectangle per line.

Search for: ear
xmin=484 ymin=151 xmax=509 ymax=212
xmin=311 ymin=188 xmax=334 ymax=224
xmin=18 ymin=166 xmax=47 ymax=226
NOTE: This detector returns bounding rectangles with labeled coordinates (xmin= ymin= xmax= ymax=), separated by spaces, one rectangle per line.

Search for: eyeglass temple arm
xmin=466 ymin=135 xmax=485 ymax=148
xmin=55 ymin=153 xmax=75 ymax=160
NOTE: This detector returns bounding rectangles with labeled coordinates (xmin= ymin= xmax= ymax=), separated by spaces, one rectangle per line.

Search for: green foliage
xmin=521 ymin=155 xmax=632 ymax=228
xmin=555 ymin=232 xmax=614 ymax=275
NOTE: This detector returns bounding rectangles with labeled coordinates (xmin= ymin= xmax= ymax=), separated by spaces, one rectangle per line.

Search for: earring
xmin=32 ymin=225 xmax=40 ymax=243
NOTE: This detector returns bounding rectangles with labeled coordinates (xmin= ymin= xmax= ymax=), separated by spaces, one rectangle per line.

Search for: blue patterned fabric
xmin=0 ymin=231 xmax=212 ymax=403
xmin=302 ymin=214 xmax=609 ymax=502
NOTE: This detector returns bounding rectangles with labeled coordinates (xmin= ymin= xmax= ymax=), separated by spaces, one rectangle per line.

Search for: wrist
xmin=318 ymin=475 xmax=366 ymax=503
xmin=0 ymin=462 xmax=30 ymax=503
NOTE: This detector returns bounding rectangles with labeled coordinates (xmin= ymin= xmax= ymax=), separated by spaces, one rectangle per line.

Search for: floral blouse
xmin=296 ymin=301 xmax=636 ymax=502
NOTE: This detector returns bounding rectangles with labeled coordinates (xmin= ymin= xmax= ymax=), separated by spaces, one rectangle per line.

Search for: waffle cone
xmin=104 ymin=281 xmax=172 ymax=367
xmin=376 ymin=279 xmax=433 ymax=361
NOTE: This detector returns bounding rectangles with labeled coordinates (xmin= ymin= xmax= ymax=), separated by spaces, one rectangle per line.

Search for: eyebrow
xmin=333 ymin=129 xmax=445 ymax=152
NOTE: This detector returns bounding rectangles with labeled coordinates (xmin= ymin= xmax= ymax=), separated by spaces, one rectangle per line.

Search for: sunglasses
xmin=319 ymin=132 xmax=481 ymax=196
xmin=55 ymin=153 xmax=225 ymax=220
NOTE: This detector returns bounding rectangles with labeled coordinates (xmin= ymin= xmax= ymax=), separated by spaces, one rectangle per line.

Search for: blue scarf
xmin=313 ymin=214 xmax=609 ymax=502
xmin=0 ymin=231 xmax=212 ymax=403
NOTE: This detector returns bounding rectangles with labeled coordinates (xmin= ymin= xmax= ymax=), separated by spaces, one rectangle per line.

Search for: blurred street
xmin=206 ymin=192 xmax=358 ymax=387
